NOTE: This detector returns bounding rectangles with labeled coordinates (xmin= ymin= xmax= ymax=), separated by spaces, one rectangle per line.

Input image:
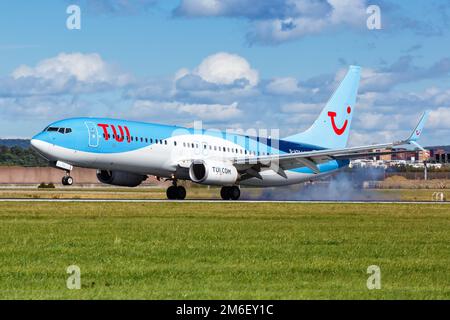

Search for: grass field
xmin=0 ymin=201 xmax=449 ymax=299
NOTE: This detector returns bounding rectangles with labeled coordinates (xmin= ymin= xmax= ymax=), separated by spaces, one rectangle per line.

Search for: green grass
xmin=0 ymin=202 xmax=449 ymax=299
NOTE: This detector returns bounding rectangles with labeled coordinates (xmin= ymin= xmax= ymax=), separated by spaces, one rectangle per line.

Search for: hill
xmin=0 ymin=139 xmax=30 ymax=148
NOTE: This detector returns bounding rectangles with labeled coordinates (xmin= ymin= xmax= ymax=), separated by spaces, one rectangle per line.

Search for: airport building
xmin=427 ymin=146 xmax=450 ymax=164
xmin=370 ymin=146 xmax=450 ymax=164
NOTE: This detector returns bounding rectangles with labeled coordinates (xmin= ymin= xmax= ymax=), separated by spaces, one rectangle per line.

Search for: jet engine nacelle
xmin=96 ymin=170 xmax=147 ymax=187
xmin=189 ymin=160 xmax=238 ymax=186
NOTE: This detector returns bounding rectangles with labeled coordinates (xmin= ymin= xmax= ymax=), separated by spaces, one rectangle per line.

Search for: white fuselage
xmin=31 ymin=133 xmax=340 ymax=187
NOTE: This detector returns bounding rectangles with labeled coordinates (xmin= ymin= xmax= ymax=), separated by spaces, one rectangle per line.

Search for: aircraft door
xmin=85 ymin=121 xmax=99 ymax=148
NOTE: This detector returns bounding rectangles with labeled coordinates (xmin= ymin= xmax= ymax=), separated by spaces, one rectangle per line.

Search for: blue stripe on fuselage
xmin=32 ymin=117 xmax=346 ymax=173
xmin=33 ymin=117 xmax=326 ymax=155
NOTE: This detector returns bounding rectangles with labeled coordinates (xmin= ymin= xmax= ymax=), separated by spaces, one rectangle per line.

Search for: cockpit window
xmin=46 ymin=127 xmax=73 ymax=134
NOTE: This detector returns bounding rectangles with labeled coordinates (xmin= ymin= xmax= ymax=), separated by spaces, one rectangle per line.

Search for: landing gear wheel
xmin=166 ymin=185 xmax=187 ymax=200
xmin=166 ymin=185 xmax=178 ymax=200
xmin=221 ymin=186 xmax=240 ymax=200
xmin=62 ymin=176 xmax=73 ymax=186
xmin=176 ymin=186 xmax=186 ymax=200
xmin=220 ymin=186 xmax=231 ymax=200
xmin=229 ymin=186 xmax=240 ymax=200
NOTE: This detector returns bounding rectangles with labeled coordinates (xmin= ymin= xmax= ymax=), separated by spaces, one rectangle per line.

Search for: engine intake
xmin=189 ymin=160 xmax=238 ymax=186
xmin=96 ymin=170 xmax=147 ymax=187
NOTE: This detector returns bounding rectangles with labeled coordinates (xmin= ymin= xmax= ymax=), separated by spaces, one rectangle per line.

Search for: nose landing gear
xmin=62 ymin=174 xmax=73 ymax=186
xmin=220 ymin=186 xmax=240 ymax=200
xmin=166 ymin=181 xmax=186 ymax=200
xmin=53 ymin=161 xmax=74 ymax=186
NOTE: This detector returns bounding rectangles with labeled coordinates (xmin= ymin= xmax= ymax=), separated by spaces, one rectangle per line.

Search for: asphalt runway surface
xmin=0 ymin=198 xmax=449 ymax=204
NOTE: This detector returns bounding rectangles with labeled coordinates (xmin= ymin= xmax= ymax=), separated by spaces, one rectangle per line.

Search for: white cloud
xmin=11 ymin=52 xmax=131 ymax=92
xmin=348 ymin=130 xmax=398 ymax=146
xmin=248 ymin=0 xmax=367 ymax=43
xmin=0 ymin=95 xmax=91 ymax=120
xmin=281 ymin=102 xmax=321 ymax=114
xmin=429 ymin=107 xmax=450 ymax=129
xmin=193 ymin=52 xmax=259 ymax=87
xmin=169 ymin=52 xmax=260 ymax=104
xmin=176 ymin=0 xmax=223 ymax=16
xmin=174 ymin=68 xmax=190 ymax=82
xmin=266 ymin=77 xmax=301 ymax=95
xmin=130 ymin=100 xmax=242 ymax=122
xmin=328 ymin=0 xmax=366 ymax=25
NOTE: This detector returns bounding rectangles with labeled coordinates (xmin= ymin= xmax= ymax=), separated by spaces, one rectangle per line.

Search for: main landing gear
xmin=61 ymin=172 xmax=73 ymax=186
xmin=220 ymin=186 xmax=240 ymax=200
xmin=164 ymin=180 xmax=240 ymax=201
xmin=166 ymin=181 xmax=186 ymax=200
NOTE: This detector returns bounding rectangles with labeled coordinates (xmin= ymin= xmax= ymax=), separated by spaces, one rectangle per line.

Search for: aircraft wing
xmin=232 ymin=111 xmax=430 ymax=177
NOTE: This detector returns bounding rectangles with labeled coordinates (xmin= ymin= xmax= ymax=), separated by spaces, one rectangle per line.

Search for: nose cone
xmin=30 ymin=138 xmax=42 ymax=150
xmin=30 ymin=134 xmax=51 ymax=159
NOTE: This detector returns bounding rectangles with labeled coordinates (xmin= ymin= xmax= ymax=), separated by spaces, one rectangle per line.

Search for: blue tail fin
xmin=284 ymin=66 xmax=361 ymax=149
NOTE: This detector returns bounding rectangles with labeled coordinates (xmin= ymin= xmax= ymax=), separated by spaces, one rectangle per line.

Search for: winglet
xmin=407 ymin=110 xmax=430 ymax=142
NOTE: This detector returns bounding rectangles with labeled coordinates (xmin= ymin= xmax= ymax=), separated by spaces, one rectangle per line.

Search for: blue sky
xmin=1 ymin=0 xmax=450 ymax=146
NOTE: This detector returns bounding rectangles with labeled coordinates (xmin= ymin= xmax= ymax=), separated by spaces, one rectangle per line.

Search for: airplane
xmin=30 ymin=66 xmax=430 ymax=200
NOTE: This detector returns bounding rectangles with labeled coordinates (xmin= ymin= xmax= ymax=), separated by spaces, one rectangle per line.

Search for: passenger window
xmin=174 ymin=141 xmax=177 ymax=146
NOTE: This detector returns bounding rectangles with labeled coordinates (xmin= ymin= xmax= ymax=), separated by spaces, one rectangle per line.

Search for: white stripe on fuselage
xmin=36 ymin=134 xmax=337 ymax=187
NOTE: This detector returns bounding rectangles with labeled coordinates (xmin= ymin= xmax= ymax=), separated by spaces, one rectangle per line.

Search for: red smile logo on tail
xmin=328 ymin=106 xmax=351 ymax=136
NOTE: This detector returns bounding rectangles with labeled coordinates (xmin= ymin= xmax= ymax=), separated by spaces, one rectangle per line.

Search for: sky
xmin=0 ymin=0 xmax=450 ymax=146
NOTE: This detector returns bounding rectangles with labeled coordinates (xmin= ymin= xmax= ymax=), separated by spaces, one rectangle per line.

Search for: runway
xmin=0 ymin=198 xmax=449 ymax=204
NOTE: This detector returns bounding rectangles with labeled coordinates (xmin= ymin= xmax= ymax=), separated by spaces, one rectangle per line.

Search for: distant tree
xmin=0 ymin=146 xmax=48 ymax=167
